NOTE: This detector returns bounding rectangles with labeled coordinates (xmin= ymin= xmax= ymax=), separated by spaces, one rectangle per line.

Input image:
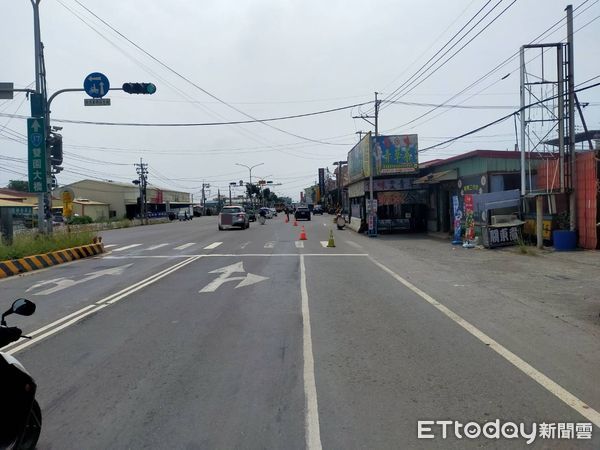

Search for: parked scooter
xmin=0 ymin=298 xmax=42 ymax=450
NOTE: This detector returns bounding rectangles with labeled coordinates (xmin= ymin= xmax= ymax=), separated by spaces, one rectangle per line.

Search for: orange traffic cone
xmin=293 ymin=219 xmax=298 ymax=226
xmin=299 ymin=226 xmax=307 ymax=241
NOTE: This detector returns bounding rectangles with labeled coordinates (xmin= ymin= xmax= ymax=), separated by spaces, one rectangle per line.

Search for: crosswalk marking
xmin=174 ymin=243 xmax=195 ymax=250
xmin=264 ymin=241 xmax=275 ymax=248
xmin=295 ymin=241 xmax=304 ymax=248
xmin=145 ymin=243 xmax=169 ymax=251
xmin=204 ymin=242 xmax=223 ymax=250
xmin=320 ymin=241 xmax=328 ymax=248
xmin=112 ymin=244 xmax=142 ymax=252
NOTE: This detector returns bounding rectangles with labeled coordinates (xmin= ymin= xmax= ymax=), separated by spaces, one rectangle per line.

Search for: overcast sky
xmin=1 ymin=0 xmax=599 ymax=201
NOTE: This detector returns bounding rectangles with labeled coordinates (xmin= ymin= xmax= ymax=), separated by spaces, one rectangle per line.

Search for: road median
xmin=0 ymin=242 xmax=105 ymax=279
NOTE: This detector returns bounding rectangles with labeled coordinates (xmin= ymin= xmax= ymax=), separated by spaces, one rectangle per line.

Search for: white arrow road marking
xmin=295 ymin=241 xmax=304 ymax=248
xmin=112 ymin=244 xmax=142 ymax=252
xmin=199 ymin=261 xmax=268 ymax=293
xmin=204 ymin=242 xmax=223 ymax=250
xmin=26 ymin=264 xmax=133 ymax=295
xmin=174 ymin=243 xmax=195 ymax=250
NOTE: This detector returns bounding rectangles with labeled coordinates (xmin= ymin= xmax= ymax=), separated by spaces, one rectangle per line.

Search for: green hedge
xmin=0 ymin=231 xmax=96 ymax=260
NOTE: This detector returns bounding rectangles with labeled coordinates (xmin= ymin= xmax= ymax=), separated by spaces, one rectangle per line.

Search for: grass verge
xmin=0 ymin=231 xmax=96 ymax=261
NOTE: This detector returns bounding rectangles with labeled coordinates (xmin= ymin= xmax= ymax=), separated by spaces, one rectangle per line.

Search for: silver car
xmin=218 ymin=206 xmax=250 ymax=230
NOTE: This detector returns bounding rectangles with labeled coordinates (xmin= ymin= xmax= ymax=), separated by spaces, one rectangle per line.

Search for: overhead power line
xmin=419 ymin=82 xmax=600 ymax=152
xmin=69 ymin=0 xmax=349 ymax=146
xmin=0 ymin=100 xmax=372 ymax=127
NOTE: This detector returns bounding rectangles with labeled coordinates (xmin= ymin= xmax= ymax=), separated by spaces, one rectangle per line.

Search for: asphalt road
xmin=1 ymin=213 xmax=598 ymax=449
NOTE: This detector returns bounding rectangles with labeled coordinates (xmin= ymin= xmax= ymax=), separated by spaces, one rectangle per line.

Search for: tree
xmin=7 ymin=180 xmax=29 ymax=192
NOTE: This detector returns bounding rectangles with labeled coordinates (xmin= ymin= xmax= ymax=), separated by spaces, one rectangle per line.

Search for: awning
xmin=414 ymin=169 xmax=458 ymax=184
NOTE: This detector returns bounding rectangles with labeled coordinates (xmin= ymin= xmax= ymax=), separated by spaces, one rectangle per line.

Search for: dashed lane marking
xmin=104 ymin=244 xmax=117 ymax=249
xmin=145 ymin=243 xmax=169 ymax=251
xmin=264 ymin=241 xmax=275 ymax=248
xmin=111 ymin=244 xmax=142 ymax=252
xmin=203 ymin=242 xmax=223 ymax=250
xmin=174 ymin=243 xmax=196 ymax=250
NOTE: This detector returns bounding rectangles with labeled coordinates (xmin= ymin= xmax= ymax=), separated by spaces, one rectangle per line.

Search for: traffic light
xmin=47 ymin=133 xmax=63 ymax=166
xmin=122 ymin=83 xmax=157 ymax=95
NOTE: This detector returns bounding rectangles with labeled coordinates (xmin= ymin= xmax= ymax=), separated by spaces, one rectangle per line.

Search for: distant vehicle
xmin=218 ymin=206 xmax=249 ymax=230
xmin=295 ymin=207 xmax=311 ymax=221
xmin=178 ymin=211 xmax=191 ymax=221
xmin=269 ymin=208 xmax=278 ymax=217
xmin=246 ymin=209 xmax=257 ymax=222
xmin=259 ymin=207 xmax=273 ymax=219
xmin=313 ymin=205 xmax=324 ymax=215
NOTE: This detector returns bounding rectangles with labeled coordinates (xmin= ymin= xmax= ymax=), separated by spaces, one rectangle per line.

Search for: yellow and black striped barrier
xmin=0 ymin=243 xmax=104 ymax=279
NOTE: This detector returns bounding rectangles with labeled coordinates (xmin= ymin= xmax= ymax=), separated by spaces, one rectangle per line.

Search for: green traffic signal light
xmin=122 ymin=82 xmax=157 ymax=95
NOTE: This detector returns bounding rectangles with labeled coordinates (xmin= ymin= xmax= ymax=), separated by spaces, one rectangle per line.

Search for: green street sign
xmin=27 ymin=117 xmax=47 ymax=193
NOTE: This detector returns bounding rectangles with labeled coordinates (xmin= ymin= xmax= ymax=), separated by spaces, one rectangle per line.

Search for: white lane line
xmin=5 ymin=256 xmax=202 ymax=355
xmin=264 ymin=241 xmax=275 ymax=248
xmin=295 ymin=241 xmax=304 ymax=248
xmin=240 ymin=242 xmax=251 ymax=249
xmin=111 ymin=244 xmax=142 ymax=252
xmin=6 ymin=305 xmax=108 ymax=355
xmin=367 ymin=256 xmax=600 ymax=427
xmin=103 ymin=244 xmax=117 ymax=249
xmin=174 ymin=242 xmax=195 ymax=250
xmin=319 ymin=241 xmax=328 ymax=248
xmin=145 ymin=243 xmax=169 ymax=251
xmin=204 ymin=242 xmax=223 ymax=250
xmin=300 ymin=255 xmax=323 ymax=450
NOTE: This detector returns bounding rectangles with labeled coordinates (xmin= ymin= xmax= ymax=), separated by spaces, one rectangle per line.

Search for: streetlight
xmin=236 ymin=163 xmax=264 ymax=208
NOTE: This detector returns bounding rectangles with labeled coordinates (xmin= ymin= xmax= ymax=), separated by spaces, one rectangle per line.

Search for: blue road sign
xmin=83 ymin=72 xmax=110 ymax=98
xmin=27 ymin=117 xmax=47 ymax=193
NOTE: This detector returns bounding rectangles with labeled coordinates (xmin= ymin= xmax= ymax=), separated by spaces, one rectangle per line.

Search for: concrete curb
xmin=0 ymin=243 xmax=105 ymax=279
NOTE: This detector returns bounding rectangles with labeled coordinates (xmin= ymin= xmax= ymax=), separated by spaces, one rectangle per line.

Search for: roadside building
xmin=415 ymin=150 xmax=545 ymax=236
xmin=53 ymin=179 xmax=190 ymax=219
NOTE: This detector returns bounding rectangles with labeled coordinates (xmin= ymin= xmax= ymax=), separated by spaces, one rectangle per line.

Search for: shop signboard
xmin=318 ymin=168 xmax=325 ymax=198
xmin=464 ymin=194 xmax=475 ymax=241
xmin=372 ymin=135 xmax=418 ymax=175
xmin=348 ymin=132 xmax=371 ymax=182
xmin=452 ymin=195 xmax=462 ymax=244
xmin=365 ymin=177 xmax=416 ymax=192
xmin=488 ymin=225 xmax=521 ymax=248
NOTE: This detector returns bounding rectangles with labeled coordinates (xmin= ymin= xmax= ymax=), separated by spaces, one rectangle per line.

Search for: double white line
xmin=4 ymin=256 xmax=202 ymax=356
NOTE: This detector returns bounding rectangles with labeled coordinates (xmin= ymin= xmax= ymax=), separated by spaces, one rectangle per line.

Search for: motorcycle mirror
xmin=11 ymin=298 xmax=36 ymax=316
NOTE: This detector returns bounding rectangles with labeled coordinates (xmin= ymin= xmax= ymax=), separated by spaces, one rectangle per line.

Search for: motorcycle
xmin=0 ymin=298 xmax=42 ymax=450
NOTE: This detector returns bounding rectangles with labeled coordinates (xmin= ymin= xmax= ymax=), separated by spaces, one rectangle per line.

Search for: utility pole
xmin=566 ymin=4 xmax=577 ymax=232
xmin=201 ymin=183 xmax=210 ymax=214
xmin=134 ymin=159 xmax=148 ymax=224
xmin=353 ymin=93 xmax=379 ymax=236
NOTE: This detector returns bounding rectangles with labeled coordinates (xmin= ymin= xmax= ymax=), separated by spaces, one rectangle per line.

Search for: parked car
xmin=177 ymin=210 xmax=192 ymax=221
xmin=259 ymin=207 xmax=273 ymax=219
xmin=218 ymin=206 xmax=249 ymax=230
xmin=313 ymin=205 xmax=324 ymax=215
xmin=269 ymin=208 xmax=278 ymax=217
xmin=246 ymin=209 xmax=257 ymax=222
xmin=295 ymin=206 xmax=311 ymax=221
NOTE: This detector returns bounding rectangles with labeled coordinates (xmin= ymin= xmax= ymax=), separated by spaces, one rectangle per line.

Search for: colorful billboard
xmin=348 ymin=132 xmax=371 ymax=182
xmin=372 ymin=134 xmax=418 ymax=175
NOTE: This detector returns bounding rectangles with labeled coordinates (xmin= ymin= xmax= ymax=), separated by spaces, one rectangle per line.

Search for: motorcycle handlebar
xmin=0 ymin=326 xmax=23 ymax=347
